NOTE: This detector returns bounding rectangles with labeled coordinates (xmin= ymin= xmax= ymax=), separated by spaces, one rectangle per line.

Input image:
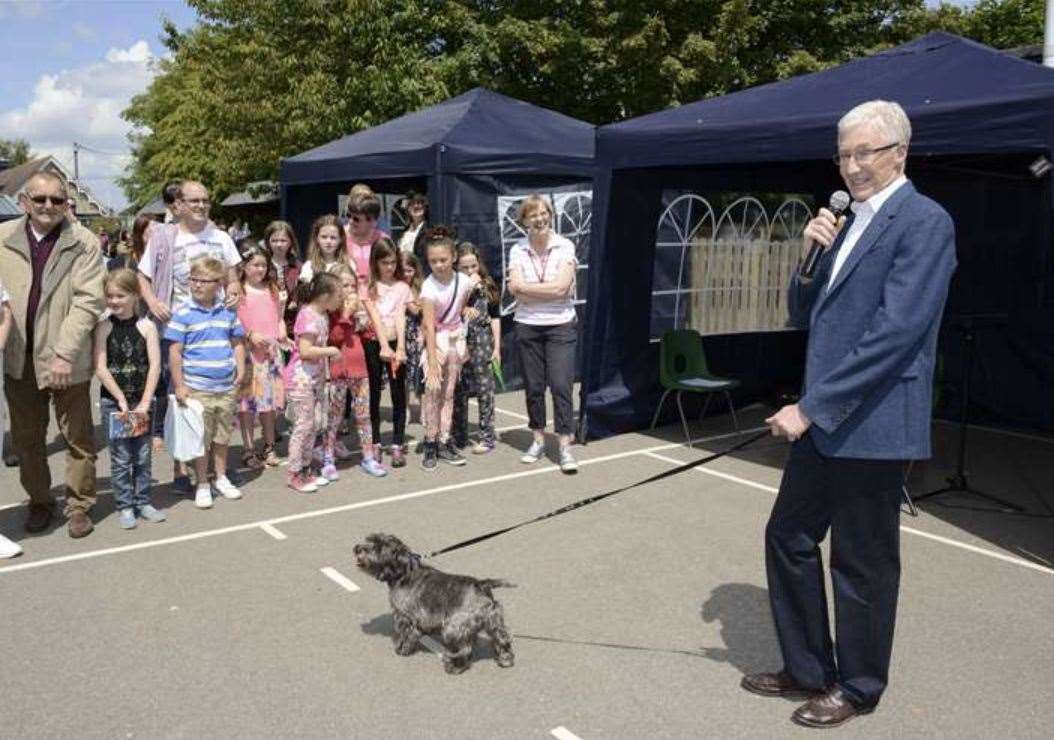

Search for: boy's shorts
xmin=188 ymin=388 xmax=237 ymax=446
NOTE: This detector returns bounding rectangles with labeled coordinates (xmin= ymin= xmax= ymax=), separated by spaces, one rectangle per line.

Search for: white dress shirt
xmin=828 ymin=174 xmax=908 ymax=287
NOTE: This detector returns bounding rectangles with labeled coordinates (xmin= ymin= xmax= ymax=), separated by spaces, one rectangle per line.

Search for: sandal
xmin=241 ymin=449 xmax=265 ymax=470
xmin=262 ymin=443 xmax=282 ymax=467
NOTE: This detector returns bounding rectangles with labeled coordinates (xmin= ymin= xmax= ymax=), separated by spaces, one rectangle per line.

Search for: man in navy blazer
xmin=741 ymin=100 xmax=956 ymax=728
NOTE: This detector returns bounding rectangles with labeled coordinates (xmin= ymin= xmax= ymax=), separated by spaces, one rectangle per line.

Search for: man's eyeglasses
xmin=350 ymin=215 xmax=376 ymax=223
xmin=832 ymin=142 xmax=900 ymax=167
xmin=189 ymin=277 xmax=219 ymax=285
xmin=27 ymin=194 xmax=67 ymax=206
xmin=183 ymin=198 xmax=211 ymax=206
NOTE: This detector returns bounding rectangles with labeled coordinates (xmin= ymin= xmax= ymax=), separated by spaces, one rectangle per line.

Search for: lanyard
xmin=527 ymin=244 xmax=551 ymax=283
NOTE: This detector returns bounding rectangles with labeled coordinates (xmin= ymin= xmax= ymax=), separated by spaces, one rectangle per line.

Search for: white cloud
xmin=71 ymin=21 xmax=97 ymax=41
xmin=0 ymin=41 xmax=159 ymax=210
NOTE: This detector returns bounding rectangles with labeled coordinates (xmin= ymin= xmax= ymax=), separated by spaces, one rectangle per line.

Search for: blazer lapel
xmin=818 ymin=181 xmax=916 ymax=308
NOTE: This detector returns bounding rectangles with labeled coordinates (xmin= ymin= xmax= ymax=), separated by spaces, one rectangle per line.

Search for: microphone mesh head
xmin=829 ymin=190 xmax=851 ymax=215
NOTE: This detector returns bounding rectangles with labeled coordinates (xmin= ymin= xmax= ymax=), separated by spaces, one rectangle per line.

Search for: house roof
xmin=0 ymin=155 xmax=113 ymax=217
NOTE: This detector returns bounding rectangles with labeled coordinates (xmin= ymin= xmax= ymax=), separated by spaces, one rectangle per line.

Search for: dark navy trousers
xmin=765 ymin=433 xmax=906 ymax=708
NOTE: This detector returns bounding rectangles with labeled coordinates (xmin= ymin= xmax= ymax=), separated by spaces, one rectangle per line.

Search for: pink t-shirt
xmin=283 ymin=305 xmax=329 ymax=391
xmin=345 ymin=229 xmax=386 ymax=296
xmin=237 ymin=286 xmax=282 ymax=364
xmin=420 ymin=272 xmax=475 ymax=332
xmin=372 ymin=280 xmax=412 ymax=331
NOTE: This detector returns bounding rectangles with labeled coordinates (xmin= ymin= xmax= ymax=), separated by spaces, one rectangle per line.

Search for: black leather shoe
xmin=741 ymin=670 xmax=822 ymax=699
xmin=792 ymin=687 xmax=874 ymax=728
xmin=24 ymin=504 xmax=54 ymax=534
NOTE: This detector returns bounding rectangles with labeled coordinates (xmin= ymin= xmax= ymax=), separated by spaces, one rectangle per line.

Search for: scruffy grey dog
xmin=353 ymin=532 xmax=515 ymax=674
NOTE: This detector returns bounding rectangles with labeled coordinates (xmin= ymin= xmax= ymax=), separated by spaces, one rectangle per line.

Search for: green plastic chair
xmin=650 ymin=329 xmax=740 ymax=447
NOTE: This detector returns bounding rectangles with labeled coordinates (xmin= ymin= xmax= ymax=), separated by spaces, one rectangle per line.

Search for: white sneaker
xmin=214 ymin=476 xmax=242 ymax=500
xmin=313 ymin=474 xmax=330 ymax=488
xmin=0 ymin=533 xmax=22 ymax=559
xmin=520 ymin=440 xmax=546 ymax=464
xmin=195 ymin=486 xmax=214 ymax=509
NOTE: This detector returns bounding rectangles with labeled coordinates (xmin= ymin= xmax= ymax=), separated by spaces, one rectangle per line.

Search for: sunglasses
xmin=28 ymin=195 xmax=67 ymax=206
xmin=350 ymin=215 xmax=376 ymax=223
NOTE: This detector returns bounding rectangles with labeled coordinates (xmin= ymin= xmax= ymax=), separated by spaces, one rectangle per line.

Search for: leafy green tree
xmin=0 ymin=138 xmax=33 ymax=167
xmin=120 ymin=0 xmax=1045 ymax=207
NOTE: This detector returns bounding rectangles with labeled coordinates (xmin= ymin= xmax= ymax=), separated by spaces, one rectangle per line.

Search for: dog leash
xmin=423 ymin=429 xmax=770 ymax=559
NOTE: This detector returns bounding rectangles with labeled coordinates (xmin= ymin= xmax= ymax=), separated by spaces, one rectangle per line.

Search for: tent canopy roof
xmin=281 ymin=87 xmax=594 ymax=185
xmin=597 ymin=32 xmax=1054 ymax=170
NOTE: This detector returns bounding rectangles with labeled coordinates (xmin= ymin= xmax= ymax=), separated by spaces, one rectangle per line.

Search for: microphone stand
xmin=911 ymin=315 xmax=1022 ymax=512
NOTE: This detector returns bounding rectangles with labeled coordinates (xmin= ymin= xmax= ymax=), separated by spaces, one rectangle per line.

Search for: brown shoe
xmin=791 ymin=687 xmax=874 ymax=728
xmin=25 ymin=503 xmax=54 ymax=533
xmin=67 ymin=510 xmax=94 ymax=539
xmin=741 ymin=670 xmax=823 ymax=699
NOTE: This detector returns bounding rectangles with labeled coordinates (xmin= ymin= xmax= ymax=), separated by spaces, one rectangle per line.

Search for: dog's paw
xmin=443 ymin=659 xmax=470 ymax=675
xmin=394 ymin=641 xmax=418 ymax=657
xmin=496 ymin=652 xmax=515 ymax=668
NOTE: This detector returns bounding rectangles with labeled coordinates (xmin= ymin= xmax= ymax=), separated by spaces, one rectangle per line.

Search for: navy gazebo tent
xmin=583 ymin=32 xmax=1054 ymax=440
xmin=280 ymin=87 xmax=594 ymax=250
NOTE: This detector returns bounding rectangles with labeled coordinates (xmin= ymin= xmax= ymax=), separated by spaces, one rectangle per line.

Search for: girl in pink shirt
xmin=236 ymin=246 xmax=289 ymax=468
xmin=284 ymin=273 xmax=342 ymax=493
xmin=362 ymin=237 xmax=411 ymax=467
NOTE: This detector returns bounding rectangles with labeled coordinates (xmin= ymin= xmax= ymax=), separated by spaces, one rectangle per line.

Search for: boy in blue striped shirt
xmin=165 ymin=256 xmax=246 ymax=509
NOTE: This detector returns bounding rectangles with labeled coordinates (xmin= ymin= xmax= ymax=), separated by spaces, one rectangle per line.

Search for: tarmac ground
xmin=2 ymin=392 xmax=1053 ymax=738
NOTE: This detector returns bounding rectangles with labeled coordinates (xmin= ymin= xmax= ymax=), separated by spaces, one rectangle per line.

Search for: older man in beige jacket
xmin=0 ymin=172 xmax=105 ymax=538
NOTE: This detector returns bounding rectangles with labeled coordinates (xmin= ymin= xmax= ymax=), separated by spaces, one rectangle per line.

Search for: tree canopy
xmin=120 ymin=0 xmax=1046 ymax=207
xmin=0 ymin=138 xmax=33 ymax=167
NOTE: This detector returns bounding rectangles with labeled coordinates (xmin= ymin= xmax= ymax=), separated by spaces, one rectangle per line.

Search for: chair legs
xmin=651 ymin=388 xmax=674 ymax=430
xmin=675 ymin=390 xmax=692 ymax=448
xmin=901 ymin=460 xmax=919 ymax=517
xmin=655 ymin=386 xmax=737 ymax=448
xmin=724 ymin=390 xmax=739 ymax=432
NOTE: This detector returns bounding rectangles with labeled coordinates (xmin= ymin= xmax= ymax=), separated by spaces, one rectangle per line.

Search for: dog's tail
xmin=477 ymin=578 xmax=516 ymax=591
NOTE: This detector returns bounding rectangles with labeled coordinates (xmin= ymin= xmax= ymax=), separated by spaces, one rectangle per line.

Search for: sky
xmin=0 ymin=0 xmax=199 ymax=211
xmin=0 ymin=0 xmax=974 ymax=212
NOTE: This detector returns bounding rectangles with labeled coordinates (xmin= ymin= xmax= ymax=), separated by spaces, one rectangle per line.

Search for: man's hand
xmin=379 ymin=343 xmax=395 ymax=361
xmin=802 ymin=208 xmax=848 ymax=257
xmin=174 ymin=384 xmax=190 ymax=406
xmin=48 ymin=356 xmax=73 ymax=390
xmin=148 ymin=298 xmax=171 ymax=324
xmin=765 ymin=403 xmax=812 ymax=442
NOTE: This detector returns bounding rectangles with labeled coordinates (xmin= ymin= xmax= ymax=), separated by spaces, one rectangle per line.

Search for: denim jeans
xmin=101 ymin=397 xmax=153 ymax=510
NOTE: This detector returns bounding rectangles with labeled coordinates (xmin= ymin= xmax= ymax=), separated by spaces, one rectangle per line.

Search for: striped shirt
xmin=164 ymin=299 xmax=245 ymax=392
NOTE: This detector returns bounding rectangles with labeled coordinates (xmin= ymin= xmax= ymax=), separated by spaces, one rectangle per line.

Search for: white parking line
xmin=260 ymin=523 xmax=287 ymax=541
xmin=643 ymin=450 xmax=1054 ymax=576
xmin=551 ymin=727 xmax=584 ymax=740
xmin=0 ymin=429 xmax=758 ymax=575
xmin=473 ymin=399 xmax=530 ymax=421
xmin=320 ymin=567 xmax=360 ymax=592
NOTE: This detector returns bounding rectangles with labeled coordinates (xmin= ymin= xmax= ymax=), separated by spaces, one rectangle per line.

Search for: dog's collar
xmin=408 ymin=552 xmax=423 ymax=569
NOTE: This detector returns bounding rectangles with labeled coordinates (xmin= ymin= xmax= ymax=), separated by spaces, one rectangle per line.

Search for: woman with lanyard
xmin=507 ymin=194 xmax=579 ymax=473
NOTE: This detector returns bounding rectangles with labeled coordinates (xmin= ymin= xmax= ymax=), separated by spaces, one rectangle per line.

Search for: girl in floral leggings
xmin=283 ymin=273 xmax=341 ymax=494
xmin=325 ymin=264 xmax=386 ymax=478
xmin=418 ymin=228 xmax=480 ymax=471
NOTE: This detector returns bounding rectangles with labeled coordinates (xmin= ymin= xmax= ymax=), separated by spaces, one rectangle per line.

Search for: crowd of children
xmin=81 ymin=185 xmax=578 ymax=536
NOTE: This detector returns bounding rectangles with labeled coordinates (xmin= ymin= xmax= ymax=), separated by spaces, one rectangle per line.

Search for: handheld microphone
xmin=799 ymin=190 xmax=851 ymax=279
